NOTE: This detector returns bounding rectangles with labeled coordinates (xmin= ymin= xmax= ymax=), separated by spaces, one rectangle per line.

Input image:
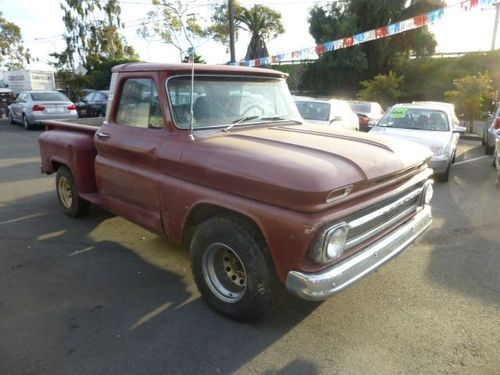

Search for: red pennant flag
xmin=343 ymin=37 xmax=354 ymax=47
xmin=255 ymin=59 xmax=261 ymax=67
xmin=413 ymin=14 xmax=428 ymax=27
xmin=315 ymin=44 xmax=325 ymax=55
xmin=375 ymin=26 xmax=389 ymax=38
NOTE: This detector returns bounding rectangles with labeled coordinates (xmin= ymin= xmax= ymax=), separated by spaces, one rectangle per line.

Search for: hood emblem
xmin=326 ymin=185 xmax=353 ymax=203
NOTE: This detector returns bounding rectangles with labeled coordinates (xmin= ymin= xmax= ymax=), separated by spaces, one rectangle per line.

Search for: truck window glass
xmin=116 ymin=78 xmax=164 ymax=129
xmin=167 ymin=76 xmax=300 ymax=129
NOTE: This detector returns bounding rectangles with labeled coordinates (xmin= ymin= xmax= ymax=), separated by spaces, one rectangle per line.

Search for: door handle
xmin=96 ymin=132 xmax=110 ymax=141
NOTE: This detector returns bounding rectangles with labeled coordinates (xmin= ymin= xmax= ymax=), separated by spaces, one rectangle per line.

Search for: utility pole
xmin=229 ymin=0 xmax=236 ymax=64
xmin=492 ymin=1 xmax=500 ymax=51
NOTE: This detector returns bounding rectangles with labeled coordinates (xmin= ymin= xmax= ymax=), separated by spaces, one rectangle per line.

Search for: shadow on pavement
xmin=0 ymin=189 xmax=320 ymax=374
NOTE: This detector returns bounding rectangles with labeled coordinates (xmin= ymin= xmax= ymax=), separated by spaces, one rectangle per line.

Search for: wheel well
xmin=182 ymin=204 xmax=266 ymax=249
xmin=51 ymin=161 xmax=66 ymax=173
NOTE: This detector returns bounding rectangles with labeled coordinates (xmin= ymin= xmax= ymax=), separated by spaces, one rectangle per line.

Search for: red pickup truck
xmin=39 ymin=63 xmax=434 ymax=320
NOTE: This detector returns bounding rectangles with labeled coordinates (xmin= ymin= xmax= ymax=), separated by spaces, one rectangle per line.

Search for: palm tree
xmin=236 ymin=5 xmax=284 ymax=61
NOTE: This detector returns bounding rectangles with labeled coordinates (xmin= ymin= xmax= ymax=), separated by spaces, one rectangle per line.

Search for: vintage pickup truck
xmin=39 ymin=63 xmax=434 ymax=320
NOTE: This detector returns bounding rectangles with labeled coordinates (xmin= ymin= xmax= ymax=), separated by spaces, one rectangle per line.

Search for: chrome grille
xmin=345 ymin=187 xmax=423 ymax=250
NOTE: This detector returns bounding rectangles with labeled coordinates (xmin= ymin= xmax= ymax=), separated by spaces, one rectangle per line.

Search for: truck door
xmin=94 ymin=76 xmax=166 ymax=233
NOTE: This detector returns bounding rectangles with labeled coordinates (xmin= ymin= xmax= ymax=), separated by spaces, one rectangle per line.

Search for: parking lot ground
xmin=0 ymin=119 xmax=499 ymax=375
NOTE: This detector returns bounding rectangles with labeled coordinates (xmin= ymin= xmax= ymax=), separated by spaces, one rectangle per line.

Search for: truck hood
xmin=176 ymin=123 xmax=432 ymax=212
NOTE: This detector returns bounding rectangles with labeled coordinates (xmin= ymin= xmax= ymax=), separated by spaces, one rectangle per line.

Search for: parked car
xmin=370 ymin=102 xmax=465 ymax=182
xmin=494 ymin=136 xmax=500 ymax=188
xmin=8 ymin=90 xmax=78 ymax=130
xmin=347 ymin=100 xmax=384 ymax=132
xmin=483 ymin=105 xmax=500 ymax=155
xmin=76 ymin=90 xmax=109 ymax=118
xmin=294 ymin=97 xmax=359 ymax=130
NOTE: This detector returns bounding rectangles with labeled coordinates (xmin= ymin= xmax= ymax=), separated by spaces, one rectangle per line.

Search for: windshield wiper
xmin=224 ymin=116 xmax=259 ymax=132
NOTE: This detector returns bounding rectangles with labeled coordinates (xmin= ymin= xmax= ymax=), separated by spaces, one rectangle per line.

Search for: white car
xmin=294 ymin=97 xmax=359 ymax=131
xmin=370 ymin=102 xmax=465 ymax=182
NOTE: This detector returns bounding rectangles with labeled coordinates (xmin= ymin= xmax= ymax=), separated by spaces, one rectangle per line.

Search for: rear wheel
xmin=191 ymin=215 xmax=284 ymax=321
xmin=485 ymin=143 xmax=494 ymax=155
xmin=56 ymin=166 xmax=90 ymax=217
xmin=23 ymin=114 xmax=32 ymax=130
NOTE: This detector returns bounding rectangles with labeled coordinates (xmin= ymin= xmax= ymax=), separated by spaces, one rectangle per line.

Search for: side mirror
xmin=453 ymin=126 xmax=466 ymax=134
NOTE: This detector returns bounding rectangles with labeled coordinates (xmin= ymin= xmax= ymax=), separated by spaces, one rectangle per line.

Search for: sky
xmin=1 ymin=0 xmax=499 ymax=71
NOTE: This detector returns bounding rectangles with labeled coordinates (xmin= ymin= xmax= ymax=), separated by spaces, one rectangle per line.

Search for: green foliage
xmin=207 ymin=3 xmax=284 ymax=61
xmin=138 ymin=0 xmax=206 ymax=62
xmin=182 ymin=53 xmax=205 ymax=63
xmin=0 ymin=11 xmax=28 ymax=69
xmin=357 ymin=71 xmax=403 ymax=108
xmin=89 ymin=57 xmax=140 ymax=89
xmin=54 ymin=0 xmax=138 ymax=71
xmin=445 ymin=72 xmax=493 ymax=131
xmin=207 ymin=0 xmax=244 ymax=49
xmin=55 ymin=71 xmax=94 ymax=101
xmin=396 ymin=50 xmax=500 ymax=106
xmin=237 ymin=5 xmax=284 ymax=60
xmin=301 ymin=0 xmax=439 ymax=96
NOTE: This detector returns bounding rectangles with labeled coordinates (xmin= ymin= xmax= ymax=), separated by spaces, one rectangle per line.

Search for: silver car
xmin=483 ymin=105 xmax=500 ymax=155
xmin=8 ymin=90 xmax=78 ymax=130
xmin=370 ymin=102 xmax=465 ymax=182
xmin=494 ymin=136 xmax=500 ymax=188
xmin=294 ymin=97 xmax=359 ymax=131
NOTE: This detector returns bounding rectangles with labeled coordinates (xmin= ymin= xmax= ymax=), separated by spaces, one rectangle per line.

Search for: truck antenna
xmin=188 ymin=47 xmax=195 ymax=141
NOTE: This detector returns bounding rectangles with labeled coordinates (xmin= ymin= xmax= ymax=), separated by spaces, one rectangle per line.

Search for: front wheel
xmin=190 ymin=215 xmax=284 ymax=321
xmin=23 ymin=114 xmax=32 ymax=130
xmin=56 ymin=166 xmax=90 ymax=217
xmin=9 ymin=113 xmax=15 ymax=124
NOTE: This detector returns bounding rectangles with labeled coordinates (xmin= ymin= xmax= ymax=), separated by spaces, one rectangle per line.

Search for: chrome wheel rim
xmin=23 ymin=117 xmax=28 ymax=128
xmin=58 ymin=176 xmax=73 ymax=208
xmin=202 ymin=243 xmax=247 ymax=303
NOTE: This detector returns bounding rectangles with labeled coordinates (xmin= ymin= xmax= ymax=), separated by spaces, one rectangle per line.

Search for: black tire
xmin=23 ymin=114 xmax=32 ymax=130
xmin=485 ymin=143 xmax=494 ymax=155
xmin=191 ymin=215 xmax=285 ymax=321
xmin=56 ymin=166 xmax=90 ymax=217
xmin=9 ymin=113 xmax=14 ymax=124
xmin=436 ymin=163 xmax=450 ymax=183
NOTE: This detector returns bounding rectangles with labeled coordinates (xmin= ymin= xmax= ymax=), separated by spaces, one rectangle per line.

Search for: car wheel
xmin=436 ymin=162 xmax=451 ymax=183
xmin=56 ymin=166 xmax=90 ymax=217
xmin=9 ymin=113 xmax=15 ymax=124
xmin=485 ymin=143 xmax=494 ymax=155
xmin=190 ymin=215 xmax=285 ymax=321
xmin=23 ymin=114 xmax=32 ymax=130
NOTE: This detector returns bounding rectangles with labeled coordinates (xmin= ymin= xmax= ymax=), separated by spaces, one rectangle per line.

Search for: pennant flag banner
xmin=240 ymin=0 xmax=499 ymax=67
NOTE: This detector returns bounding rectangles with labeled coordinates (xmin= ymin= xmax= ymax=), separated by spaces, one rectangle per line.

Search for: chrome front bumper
xmin=286 ymin=205 xmax=432 ymax=301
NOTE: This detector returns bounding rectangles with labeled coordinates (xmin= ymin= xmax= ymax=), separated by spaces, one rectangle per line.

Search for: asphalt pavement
xmin=0 ymin=119 xmax=499 ymax=375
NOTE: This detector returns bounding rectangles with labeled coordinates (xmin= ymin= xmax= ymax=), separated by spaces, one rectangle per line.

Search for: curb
xmin=461 ymin=134 xmax=482 ymax=141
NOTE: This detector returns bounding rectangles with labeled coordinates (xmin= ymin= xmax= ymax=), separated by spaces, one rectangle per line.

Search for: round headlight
xmin=325 ymin=225 xmax=349 ymax=259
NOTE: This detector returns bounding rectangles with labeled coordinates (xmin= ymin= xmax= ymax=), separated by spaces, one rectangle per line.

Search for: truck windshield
xmin=167 ymin=75 xmax=302 ymax=129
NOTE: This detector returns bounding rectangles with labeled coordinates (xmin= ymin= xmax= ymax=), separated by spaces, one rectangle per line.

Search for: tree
xmin=236 ymin=5 xmax=284 ymax=61
xmin=207 ymin=3 xmax=284 ymax=61
xmin=0 ymin=12 xmax=29 ymax=69
xmin=302 ymin=0 xmax=440 ymax=96
xmin=445 ymin=72 xmax=494 ymax=132
xmin=54 ymin=0 xmax=138 ymax=72
xmin=357 ymin=71 xmax=403 ymax=109
xmin=137 ymin=0 xmax=206 ymax=62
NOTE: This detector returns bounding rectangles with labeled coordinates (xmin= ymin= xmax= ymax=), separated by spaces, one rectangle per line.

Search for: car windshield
xmin=167 ymin=76 xmax=301 ymax=129
xmin=295 ymin=101 xmax=330 ymax=121
xmin=377 ymin=107 xmax=450 ymax=131
xmin=349 ymin=102 xmax=371 ymax=113
xmin=30 ymin=92 xmax=69 ymax=102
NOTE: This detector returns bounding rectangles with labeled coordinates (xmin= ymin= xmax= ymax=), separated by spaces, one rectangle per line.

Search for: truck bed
xmin=39 ymin=119 xmax=100 ymax=204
